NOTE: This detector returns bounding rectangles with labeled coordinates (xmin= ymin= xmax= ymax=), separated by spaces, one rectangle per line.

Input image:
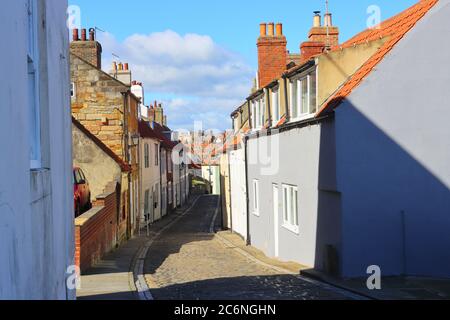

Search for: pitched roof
xmin=138 ymin=120 xmax=161 ymax=141
xmin=317 ymin=0 xmax=438 ymax=116
xmin=72 ymin=117 xmax=131 ymax=172
xmin=151 ymin=121 xmax=178 ymax=150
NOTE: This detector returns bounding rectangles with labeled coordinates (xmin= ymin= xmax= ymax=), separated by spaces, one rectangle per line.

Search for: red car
xmin=73 ymin=167 xmax=91 ymax=217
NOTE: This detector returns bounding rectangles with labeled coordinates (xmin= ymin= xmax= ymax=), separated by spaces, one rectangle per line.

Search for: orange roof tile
xmin=317 ymin=0 xmax=438 ymax=116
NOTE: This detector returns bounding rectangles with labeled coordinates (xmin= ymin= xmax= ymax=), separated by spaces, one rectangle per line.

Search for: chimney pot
xmin=260 ymin=23 xmax=267 ymax=37
xmin=89 ymin=28 xmax=95 ymax=41
xmin=72 ymin=29 xmax=79 ymax=41
xmin=313 ymin=11 xmax=322 ymax=27
xmin=112 ymin=61 xmax=117 ymax=71
xmin=268 ymin=23 xmax=275 ymax=36
xmin=324 ymin=13 xmax=333 ymax=27
xmin=81 ymin=28 xmax=87 ymax=41
xmin=276 ymin=23 xmax=283 ymax=36
xmin=124 ymin=63 xmax=129 ymax=71
xmin=118 ymin=62 xmax=123 ymax=71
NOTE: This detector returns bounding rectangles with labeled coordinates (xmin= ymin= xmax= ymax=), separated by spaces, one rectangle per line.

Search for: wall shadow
xmin=316 ymin=100 xmax=450 ymax=279
xmin=148 ymin=274 xmax=347 ymax=300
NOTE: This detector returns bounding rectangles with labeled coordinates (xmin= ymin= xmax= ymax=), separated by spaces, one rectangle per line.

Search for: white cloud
xmin=98 ymin=30 xmax=254 ymax=130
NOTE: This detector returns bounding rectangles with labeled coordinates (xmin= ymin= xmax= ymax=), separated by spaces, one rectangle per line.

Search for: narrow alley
xmin=141 ymin=196 xmax=352 ymax=300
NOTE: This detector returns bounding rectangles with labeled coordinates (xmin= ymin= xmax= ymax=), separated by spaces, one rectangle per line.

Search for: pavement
xmin=76 ymin=198 xmax=197 ymax=300
xmin=301 ymin=269 xmax=450 ymax=300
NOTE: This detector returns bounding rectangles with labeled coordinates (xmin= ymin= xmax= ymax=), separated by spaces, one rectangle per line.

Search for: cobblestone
xmin=144 ymin=195 xmax=351 ymax=300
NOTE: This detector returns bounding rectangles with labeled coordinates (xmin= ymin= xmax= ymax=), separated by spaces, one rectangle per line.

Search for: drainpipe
xmin=283 ymin=76 xmax=290 ymax=123
xmin=228 ymin=151 xmax=233 ymax=233
xmin=244 ymin=135 xmax=251 ymax=246
xmin=159 ymin=145 xmax=163 ymax=218
xmin=228 ymin=115 xmax=234 ymax=233
xmin=266 ymin=88 xmax=272 ymax=128
xmin=122 ymin=92 xmax=132 ymax=240
xmin=246 ymin=99 xmax=253 ymax=131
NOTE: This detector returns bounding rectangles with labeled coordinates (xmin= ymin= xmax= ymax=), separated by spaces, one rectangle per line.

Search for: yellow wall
xmin=317 ymin=38 xmax=389 ymax=106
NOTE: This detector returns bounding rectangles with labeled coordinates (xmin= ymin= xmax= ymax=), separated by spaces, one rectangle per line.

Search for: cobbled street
xmin=143 ymin=195 xmax=352 ymax=300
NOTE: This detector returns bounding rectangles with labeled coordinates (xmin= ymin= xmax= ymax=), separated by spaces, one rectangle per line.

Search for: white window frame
xmin=272 ymin=87 xmax=280 ymax=125
xmin=282 ymin=184 xmax=299 ymax=234
xmin=71 ymin=82 xmax=76 ymax=99
xmin=252 ymin=179 xmax=260 ymax=216
xmin=289 ymin=69 xmax=317 ymax=122
xmin=27 ymin=0 xmax=41 ymax=169
xmin=251 ymin=95 xmax=265 ymax=131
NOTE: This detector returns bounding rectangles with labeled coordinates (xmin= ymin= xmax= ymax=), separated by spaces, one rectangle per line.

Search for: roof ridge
xmin=317 ymin=0 xmax=439 ymax=116
xmin=70 ymin=53 xmax=131 ymax=89
xmin=72 ymin=117 xmax=131 ymax=172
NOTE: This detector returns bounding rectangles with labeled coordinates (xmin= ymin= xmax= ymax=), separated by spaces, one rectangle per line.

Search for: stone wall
xmin=71 ymin=54 xmax=127 ymax=159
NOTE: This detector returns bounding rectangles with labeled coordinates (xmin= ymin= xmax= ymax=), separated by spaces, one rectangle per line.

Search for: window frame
xmin=251 ymin=95 xmax=265 ymax=131
xmin=282 ymin=184 xmax=299 ymax=234
xmin=70 ymin=82 xmax=76 ymax=99
xmin=252 ymin=179 xmax=260 ymax=216
xmin=289 ymin=68 xmax=318 ymax=122
xmin=144 ymin=143 xmax=150 ymax=168
xmin=154 ymin=143 xmax=159 ymax=166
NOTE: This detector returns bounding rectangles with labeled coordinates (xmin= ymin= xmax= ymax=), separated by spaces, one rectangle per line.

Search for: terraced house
xmin=70 ymin=28 xmax=141 ymax=242
xmin=226 ymin=0 xmax=450 ymax=279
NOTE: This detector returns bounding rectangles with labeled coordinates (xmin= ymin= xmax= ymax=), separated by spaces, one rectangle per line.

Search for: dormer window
xmin=289 ymin=68 xmax=317 ymax=121
xmin=251 ymin=95 xmax=265 ymax=130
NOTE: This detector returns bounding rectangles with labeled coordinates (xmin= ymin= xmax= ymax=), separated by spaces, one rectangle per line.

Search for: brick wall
xmin=308 ymin=26 xmax=339 ymax=47
xmin=75 ymin=182 xmax=118 ymax=272
xmin=257 ymin=36 xmax=287 ymax=88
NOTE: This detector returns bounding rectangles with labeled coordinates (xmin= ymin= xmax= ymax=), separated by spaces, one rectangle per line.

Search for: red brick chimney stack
xmin=300 ymin=11 xmax=339 ymax=63
xmin=257 ymin=22 xmax=287 ymax=88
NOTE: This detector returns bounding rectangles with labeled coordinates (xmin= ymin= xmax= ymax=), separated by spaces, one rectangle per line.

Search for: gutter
xmin=246 ymin=113 xmax=334 ymax=142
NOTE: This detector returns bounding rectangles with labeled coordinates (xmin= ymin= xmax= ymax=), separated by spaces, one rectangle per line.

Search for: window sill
xmin=282 ymin=223 xmax=299 ymax=235
xmin=252 ymin=211 xmax=260 ymax=217
xmin=289 ymin=114 xmax=315 ymax=123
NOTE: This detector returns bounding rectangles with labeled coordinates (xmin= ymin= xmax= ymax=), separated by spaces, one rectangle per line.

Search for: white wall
xmin=229 ymin=149 xmax=248 ymax=240
xmin=247 ymin=124 xmax=323 ymax=267
xmin=140 ymin=138 xmax=161 ymax=224
xmin=0 ymin=0 xmax=74 ymax=299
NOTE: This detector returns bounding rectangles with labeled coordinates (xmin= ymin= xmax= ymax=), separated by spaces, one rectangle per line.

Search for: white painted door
xmin=230 ymin=149 xmax=247 ymax=240
xmin=273 ymin=184 xmax=279 ymax=257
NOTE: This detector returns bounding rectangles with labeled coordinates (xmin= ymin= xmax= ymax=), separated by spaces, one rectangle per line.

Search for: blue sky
xmin=69 ymin=0 xmax=418 ymax=130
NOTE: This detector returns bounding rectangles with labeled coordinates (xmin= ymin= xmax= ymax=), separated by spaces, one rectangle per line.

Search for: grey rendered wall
xmin=335 ymin=0 xmax=450 ymax=278
xmin=247 ymin=122 xmax=339 ymax=267
xmin=0 ymin=0 xmax=73 ymax=299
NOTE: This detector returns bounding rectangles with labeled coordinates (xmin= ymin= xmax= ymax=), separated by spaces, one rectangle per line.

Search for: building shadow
xmin=315 ymin=99 xmax=450 ymax=279
xmin=148 ymin=274 xmax=349 ymax=300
